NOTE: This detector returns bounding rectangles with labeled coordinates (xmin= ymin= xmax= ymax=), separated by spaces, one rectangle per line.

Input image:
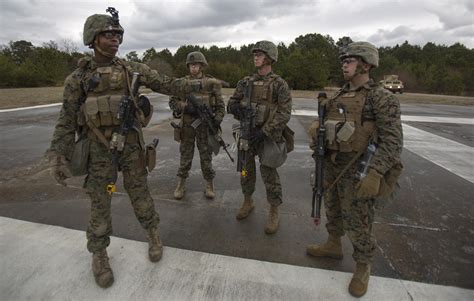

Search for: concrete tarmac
xmin=0 ymin=94 xmax=473 ymax=298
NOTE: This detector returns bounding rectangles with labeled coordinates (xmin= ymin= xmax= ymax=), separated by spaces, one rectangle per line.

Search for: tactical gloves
xmin=212 ymin=117 xmax=222 ymax=130
xmin=228 ymin=102 xmax=241 ymax=116
xmin=249 ymin=128 xmax=265 ymax=145
xmin=183 ymin=102 xmax=197 ymax=115
xmin=50 ymin=154 xmax=72 ymax=186
xmin=356 ymin=169 xmax=382 ymax=199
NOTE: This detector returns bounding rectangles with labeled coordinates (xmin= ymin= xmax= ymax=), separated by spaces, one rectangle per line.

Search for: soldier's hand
xmin=212 ymin=117 xmax=222 ymax=129
xmin=228 ymin=102 xmax=241 ymax=116
xmin=356 ymin=169 xmax=382 ymax=199
xmin=50 ymin=154 xmax=72 ymax=186
xmin=184 ymin=102 xmax=197 ymax=115
xmin=204 ymin=78 xmax=222 ymax=92
xmin=249 ymin=128 xmax=265 ymax=145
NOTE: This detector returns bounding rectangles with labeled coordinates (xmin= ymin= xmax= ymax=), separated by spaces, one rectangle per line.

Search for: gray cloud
xmin=0 ymin=0 xmax=472 ymax=56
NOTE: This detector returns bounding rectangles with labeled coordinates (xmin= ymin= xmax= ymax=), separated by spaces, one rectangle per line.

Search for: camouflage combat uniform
xmin=169 ymin=74 xmax=225 ymax=181
xmin=228 ymin=72 xmax=292 ymax=206
xmin=49 ymin=56 xmax=179 ymax=253
xmin=309 ymin=80 xmax=403 ymax=263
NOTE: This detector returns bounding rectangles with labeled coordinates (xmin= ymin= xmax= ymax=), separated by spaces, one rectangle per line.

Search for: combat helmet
xmin=83 ymin=7 xmax=124 ymax=47
xmin=339 ymin=41 xmax=379 ymax=68
xmin=251 ymin=40 xmax=278 ymax=62
xmin=186 ymin=51 xmax=208 ymax=67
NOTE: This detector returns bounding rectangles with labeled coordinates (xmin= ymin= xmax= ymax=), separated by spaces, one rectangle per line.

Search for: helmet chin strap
xmin=94 ymin=37 xmax=115 ymax=58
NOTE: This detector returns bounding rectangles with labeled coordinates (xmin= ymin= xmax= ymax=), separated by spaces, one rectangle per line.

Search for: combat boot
xmin=349 ymin=262 xmax=371 ymax=297
xmin=147 ymin=226 xmax=163 ymax=262
xmin=173 ymin=177 xmax=186 ymax=200
xmin=204 ymin=179 xmax=215 ymax=199
xmin=264 ymin=205 xmax=280 ymax=234
xmin=306 ymin=234 xmax=343 ymax=259
xmin=92 ymin=249 xmax=114 ymax=288
xmin=236 ymin=195 xmax=255 ymax=220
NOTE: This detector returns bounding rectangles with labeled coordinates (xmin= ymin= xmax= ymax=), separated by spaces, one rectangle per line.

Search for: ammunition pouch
xmin=67 ymin=136 xmax=90 ymax=176
xmin=84 ymin=95 xmax=122 ymax=127
xmin=259 ymin=137 xmax=287 ymax=168
xmin=145 ymin=142 xmax=157 ymax=172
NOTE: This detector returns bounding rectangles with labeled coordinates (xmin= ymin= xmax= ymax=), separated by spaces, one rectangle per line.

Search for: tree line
xmin=1 ymin=34 xmax=473 ymax=96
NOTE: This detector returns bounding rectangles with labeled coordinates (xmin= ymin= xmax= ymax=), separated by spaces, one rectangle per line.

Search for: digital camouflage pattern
xmin=49 ymin=56 xmax=183 ymax=252
xmin=83 ymin=14 xmax=124 ymax=46
xmin=251 ymin=40 xmax=278 ymax=62
xmin=309 ymin=80 xmax=403 ymax=263
xmin=339 ymin=41 xmax=379 ymax=68
xmin=228 ymin=72 xmax=292 ymax=205
xmin=169 ymin=74 xmax=225 ymax=180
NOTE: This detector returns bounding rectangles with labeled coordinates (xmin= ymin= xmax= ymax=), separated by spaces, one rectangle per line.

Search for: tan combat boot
xmin=264 ymin=205 xmax=280 ymax=234
xmin=349 ymin=262 xmax=371 ymax=297
xmin=173 ymin=177 xmax=186 ymax=200
xmin=92 ymin=249 xmax=114 ymax=288
xmin=306 ymin=234 xmax=343 ymax=259
xmin=236 ymin=195 xmax=255 ymax=220
xmin=204 ymin=179 xmax=215 ymax=199
xmin=147 ymin=226 xmax=163 ymax=262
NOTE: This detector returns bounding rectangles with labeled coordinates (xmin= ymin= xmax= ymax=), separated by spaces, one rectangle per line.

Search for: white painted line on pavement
xmin=403 ymin=123 xmax=474 ymax=183
xmin=292 ymin=109 xmax=473 ymax=124
xmin=0 ymin=216 xmax=472 ymax=300
xmin=0 ymin=102 xmax=62 ymax=113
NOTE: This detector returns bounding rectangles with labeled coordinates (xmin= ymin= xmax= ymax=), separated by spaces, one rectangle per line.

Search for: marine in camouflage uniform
xmin=227 ymin=41 xmax=292 ymax=235
xmin=47 ymin=9 xmax=186 ymax=288
xmin=306 ymin=42 xmax=403 ymax=297
xmin=169 ymin=52 xmax=225 ymax=200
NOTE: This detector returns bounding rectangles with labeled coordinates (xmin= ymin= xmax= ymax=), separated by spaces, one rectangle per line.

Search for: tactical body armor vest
xmin=240 ymin=74 xmax=279 ymax=127
xmin=182 ymin=75 xmax=219 ymax=123
xmin=324 ymin=89 xmax=376 ymax=153
xmin=81 ymin=64 xmax=127 ymax=129
xmin=77 ymin=59 xmax=142 ymax=145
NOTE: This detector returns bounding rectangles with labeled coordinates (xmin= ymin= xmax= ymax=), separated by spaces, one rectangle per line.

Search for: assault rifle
xmin=186 ymin=93 xmax=234 ymax=163
xmin=107 ymin=72 xmax=141 ymax=195
xmin=312 ymin=92 xmax=327 ymax=225
xmin=236 ymin=80 xmax=255 ymax=177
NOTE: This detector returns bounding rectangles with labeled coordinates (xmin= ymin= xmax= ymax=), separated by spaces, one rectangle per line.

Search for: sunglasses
xmin=101 ymin=31 xmax=123 ymax=40
xmin=341 ymin=58 xmax=358 ymax=65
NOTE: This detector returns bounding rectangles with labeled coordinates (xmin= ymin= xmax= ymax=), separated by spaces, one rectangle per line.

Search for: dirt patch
xmin=1 ymin=86 xmax=473 ymax=109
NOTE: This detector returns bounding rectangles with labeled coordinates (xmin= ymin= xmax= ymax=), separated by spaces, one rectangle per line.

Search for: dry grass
xmin=1 ymin=86 xmax=473 ymax=109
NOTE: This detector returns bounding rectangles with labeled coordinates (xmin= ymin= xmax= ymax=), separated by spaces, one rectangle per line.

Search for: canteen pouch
xmin=67 ymin=136 xmax=90 ymax=176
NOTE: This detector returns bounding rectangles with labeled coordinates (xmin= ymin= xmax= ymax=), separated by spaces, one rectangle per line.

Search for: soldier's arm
xmin=129 ymin=62 xmax=183 ymax=96
xmin=262 ymin=79 xmax=292 ymax=140
xmin=213 ymin=86 xmax=226 ymax=122
xmin=227 ymin=79 xmax=246 ymax=120
xmin=49 ymin=74 xmax=82 ymax=160
xmin=371 ymin=90 xmax=403 ymax=175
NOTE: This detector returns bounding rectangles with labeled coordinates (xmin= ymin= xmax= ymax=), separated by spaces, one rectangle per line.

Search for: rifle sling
xmin=324 ymin=150 xmax=363 ymax=195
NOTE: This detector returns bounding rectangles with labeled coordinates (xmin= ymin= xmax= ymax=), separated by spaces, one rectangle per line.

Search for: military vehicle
xmin=380 ymin=75 xmax=404 ymax=94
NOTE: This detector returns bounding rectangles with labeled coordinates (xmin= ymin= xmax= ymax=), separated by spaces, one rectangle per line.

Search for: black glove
xmin=228 ymin=102 xmax=241 ymax=116
xmin=212 ymin=117 xmax=222 ymax=130
xmin=249 ymin=128 xmax=265 ymax=145
xmin=184 ymin=102 xmax=197 ymax=115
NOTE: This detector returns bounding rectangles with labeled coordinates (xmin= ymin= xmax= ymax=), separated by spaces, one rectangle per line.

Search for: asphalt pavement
xmin=0 ymin=94 xmax=473 ymax=296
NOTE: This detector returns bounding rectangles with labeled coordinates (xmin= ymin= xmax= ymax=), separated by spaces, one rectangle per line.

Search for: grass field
xmin=0 ymin=86 xmax=473 ymax=109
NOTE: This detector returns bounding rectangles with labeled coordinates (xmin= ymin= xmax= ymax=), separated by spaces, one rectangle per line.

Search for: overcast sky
xmin=1 ymin=0 xmax=472 ymax=56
